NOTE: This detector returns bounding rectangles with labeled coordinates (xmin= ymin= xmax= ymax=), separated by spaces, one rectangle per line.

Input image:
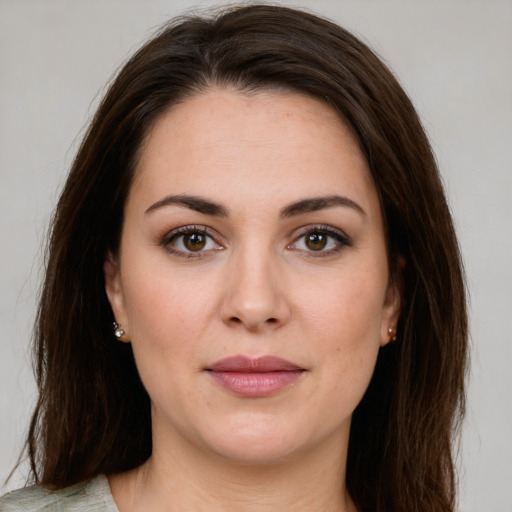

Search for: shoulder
xmin=0 ymin=475 xmax=118 ymax=511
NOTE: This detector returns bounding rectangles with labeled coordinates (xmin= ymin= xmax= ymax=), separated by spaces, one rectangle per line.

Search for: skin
xmin=104 ymin=88 xmax=401 ymax=512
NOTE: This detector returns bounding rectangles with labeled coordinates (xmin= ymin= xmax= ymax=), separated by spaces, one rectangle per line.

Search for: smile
xmin=205 ymin=355 xmax=305 ymax=398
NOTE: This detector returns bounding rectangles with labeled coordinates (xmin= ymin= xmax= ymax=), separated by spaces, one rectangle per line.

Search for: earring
xmin=388 ymin=326 xmax=397 ymax=342
xmin=113 ymin=322 xmax=129 ymax=342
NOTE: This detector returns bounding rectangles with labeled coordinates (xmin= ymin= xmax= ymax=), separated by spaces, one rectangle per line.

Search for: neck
xmin=110 ymin=427 xmax=356 ymax=512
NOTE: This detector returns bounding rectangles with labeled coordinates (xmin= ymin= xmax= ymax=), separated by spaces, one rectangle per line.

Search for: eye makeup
xmin=160 ymin=225 xmax=224 ymax=258
xmin=288 ymin=224 xmax=353 ymax=258
xmin=158 ymin=221 xmax=352 ymax=261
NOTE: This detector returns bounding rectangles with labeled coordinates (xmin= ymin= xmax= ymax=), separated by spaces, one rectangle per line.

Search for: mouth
xmin=205 ymin=355 xmax=305 ymax=398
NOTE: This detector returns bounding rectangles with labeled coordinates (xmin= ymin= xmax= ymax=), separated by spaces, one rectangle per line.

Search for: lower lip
xmin=208 ymin=370 xmax=304 ymax=398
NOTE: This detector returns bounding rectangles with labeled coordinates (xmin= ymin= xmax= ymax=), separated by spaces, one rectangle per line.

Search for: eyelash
xmin=161 ymin=225 xmax=222 ymax=259
xmin=289 ymin=225 xmax=352 ymax=257
xmin=160 ymin=224 xmax=352 ymax=259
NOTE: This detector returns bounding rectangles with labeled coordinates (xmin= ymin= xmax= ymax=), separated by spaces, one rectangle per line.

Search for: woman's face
xmin=105 ymin=89 xmax=400 ymax=465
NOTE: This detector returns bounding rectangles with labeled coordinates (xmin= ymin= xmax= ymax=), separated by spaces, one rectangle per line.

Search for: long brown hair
xmin=26 ymin=5 xmax=467 ymax=511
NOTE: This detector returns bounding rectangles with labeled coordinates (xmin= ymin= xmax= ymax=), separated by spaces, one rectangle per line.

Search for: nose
xmin=220 ymin=247 xmax=291 ymax=332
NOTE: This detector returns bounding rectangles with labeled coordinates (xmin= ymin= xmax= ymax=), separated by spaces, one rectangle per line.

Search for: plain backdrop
xmin=1 ymin=1 xmax=511 ymax=510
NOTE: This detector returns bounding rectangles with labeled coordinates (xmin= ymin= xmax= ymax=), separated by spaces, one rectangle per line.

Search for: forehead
xmin=131 ymin=88 xmax=379 ymax=216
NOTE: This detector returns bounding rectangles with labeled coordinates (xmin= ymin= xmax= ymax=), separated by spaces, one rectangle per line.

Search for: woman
xmin=1 ymin=4 xmax=467 ymax=512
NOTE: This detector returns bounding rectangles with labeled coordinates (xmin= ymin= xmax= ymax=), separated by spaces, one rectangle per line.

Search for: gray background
xmin=1 ymin=1 xmax=511 ymax=510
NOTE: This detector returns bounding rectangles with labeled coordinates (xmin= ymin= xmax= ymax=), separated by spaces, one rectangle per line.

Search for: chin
xmin=210 ymin=438 xmax=301 ymax=466
xmin=196 ymin=414 xmax=324 ymax=466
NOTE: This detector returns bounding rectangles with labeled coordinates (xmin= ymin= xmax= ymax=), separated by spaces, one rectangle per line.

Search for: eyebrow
xmin=144 ymin=193 xmax=365 ymax=218
xmin=145 ymin=194 xmax=229 ymax=217
xmin=280 ymin=195 xmax=366 ymax=218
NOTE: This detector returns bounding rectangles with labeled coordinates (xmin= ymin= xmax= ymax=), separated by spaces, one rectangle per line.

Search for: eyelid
xmin=159 ymin=223 xmax=351 ymax=259
xmin=160 ymin=225 xmax=225 ymax=257
xmin=288 ymin=224 xmax=352 ymax=255
xmin=292 ymin=224 xmax=349 ymax=239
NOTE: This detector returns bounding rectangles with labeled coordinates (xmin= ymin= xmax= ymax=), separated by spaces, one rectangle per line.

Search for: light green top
xmin=0 ymin=475 xmax=118 ymax=511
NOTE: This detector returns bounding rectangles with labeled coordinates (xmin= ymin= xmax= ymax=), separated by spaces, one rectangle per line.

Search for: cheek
xmin=297 ymin=266 xmax=386 ymax=395
xmin=120 ymin=260 xmax=223 ymax=378
xmin=300 ymin=266 xmax=387 ymax=345
xmin=121 ymin=266 xmax=215 ymax=406
xmin=123 ymin=260 xmax=214 ymax=328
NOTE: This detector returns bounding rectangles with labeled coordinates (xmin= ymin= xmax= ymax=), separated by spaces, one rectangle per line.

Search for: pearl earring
xmin=113 ymin=322 xmax=129 ymax=342
xmin=388 ymin=326 xmax=397 ymax=342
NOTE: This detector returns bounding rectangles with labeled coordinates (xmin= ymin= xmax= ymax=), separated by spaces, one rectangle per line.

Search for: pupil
xmin=306 ymin=232 xmax=327 ymax=250
xmin=184 ymin=233 xmax=206 ymax=251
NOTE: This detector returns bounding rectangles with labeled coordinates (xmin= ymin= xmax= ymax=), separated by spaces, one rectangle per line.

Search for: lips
xmin=206 ymin=355 xmax=305 ymax=398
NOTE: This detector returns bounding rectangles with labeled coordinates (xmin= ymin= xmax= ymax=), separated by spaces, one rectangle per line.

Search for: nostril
xmin=227 ymin=316 xmax=278 ymax=327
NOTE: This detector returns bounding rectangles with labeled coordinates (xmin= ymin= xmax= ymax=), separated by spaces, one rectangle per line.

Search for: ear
xmin=104 ymin=251 xmax=129 ymax=335
xmin=380 ymin=256 xmax=405 ymax=347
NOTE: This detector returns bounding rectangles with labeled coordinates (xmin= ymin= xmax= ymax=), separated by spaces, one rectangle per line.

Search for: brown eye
xmin=289 ymin=226 xmax=351 ymax=256
xmin=305 ymin=232 xmax=328 ymax=251
xmin=183 ymin=232 xmax=207 ymax=251
xmin=163 ymin=227 xmax=221 ymax=257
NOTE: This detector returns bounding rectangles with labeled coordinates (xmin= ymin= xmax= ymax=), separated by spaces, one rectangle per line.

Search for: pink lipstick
xmin=206 ymin=355 xmax=305 ymax=398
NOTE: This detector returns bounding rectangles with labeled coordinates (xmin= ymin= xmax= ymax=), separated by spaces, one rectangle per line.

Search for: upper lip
xmin=206 ymin=355 xmax=304 ymax=372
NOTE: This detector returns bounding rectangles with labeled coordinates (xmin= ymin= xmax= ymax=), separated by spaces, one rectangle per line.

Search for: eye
xmin=289 ymin=226 xmax=351 ymax=256
xmin=303 ymin=232 xmax=329 ymax=251
xmin=162 ymin=226 xmax=222 ymax=257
